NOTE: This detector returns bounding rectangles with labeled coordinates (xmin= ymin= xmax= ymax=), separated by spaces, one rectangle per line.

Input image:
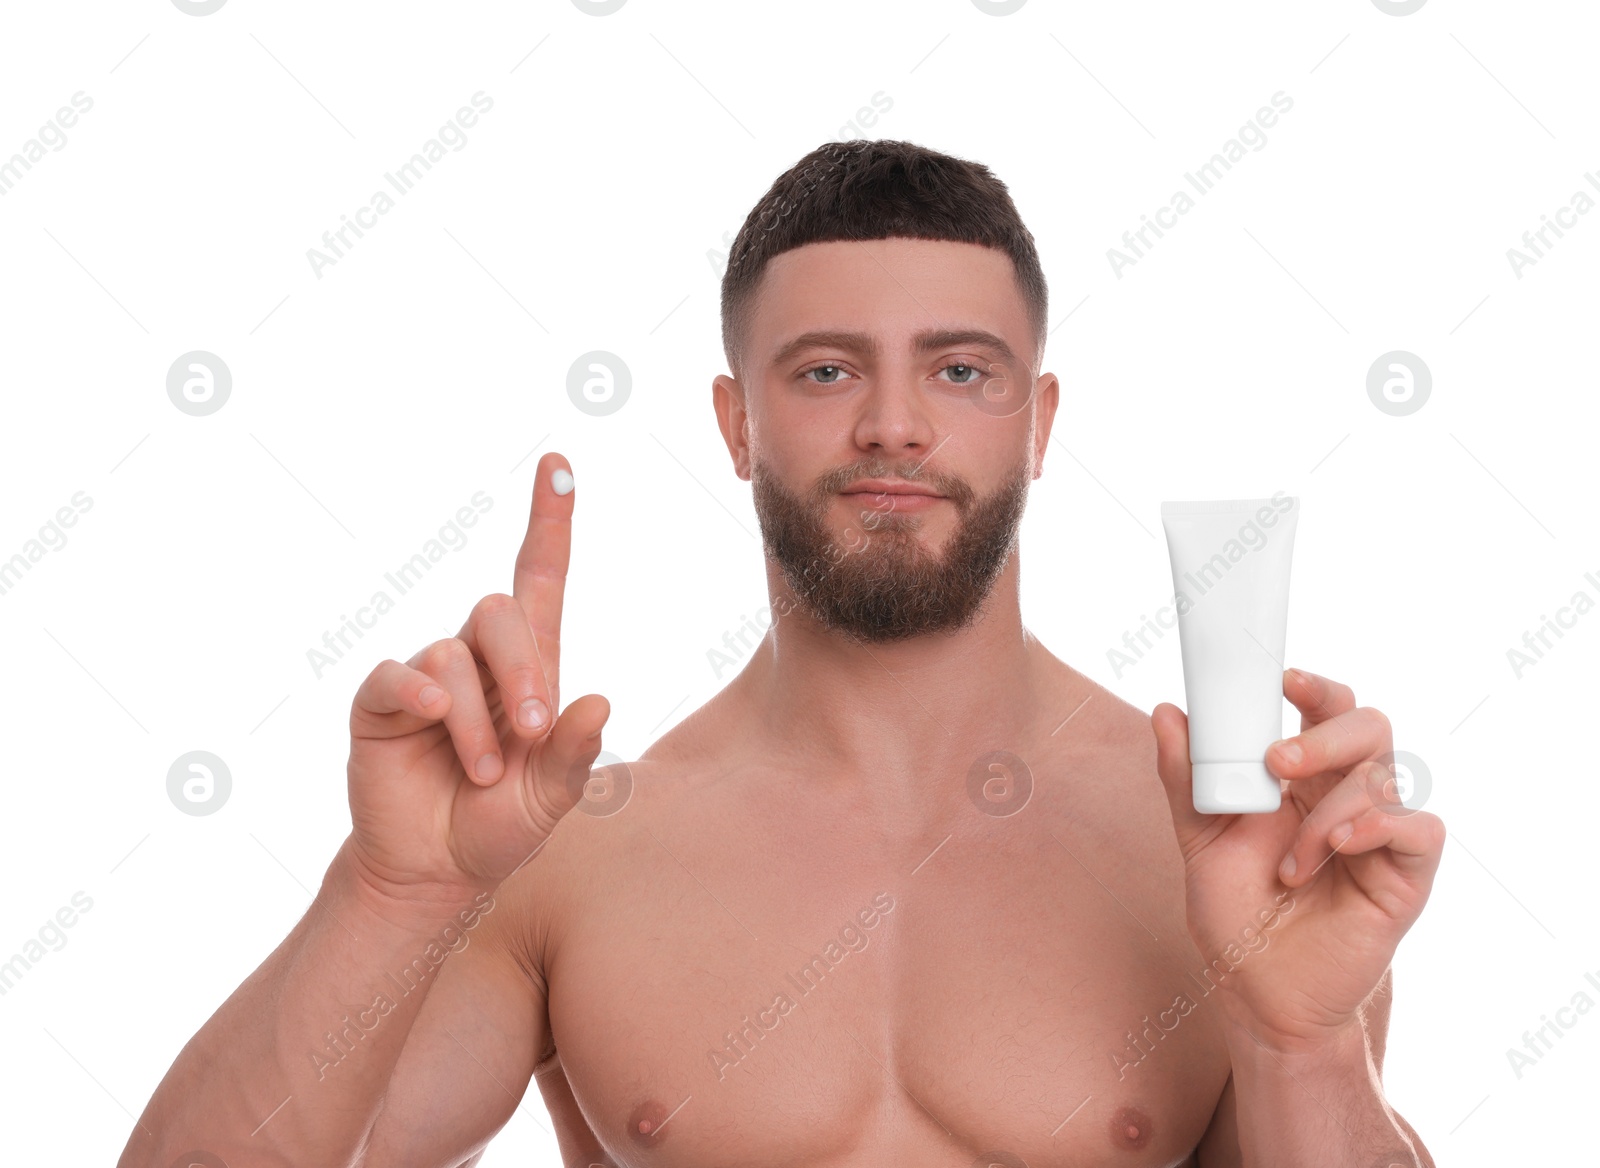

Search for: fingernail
xmin=1275 ymin=741 xmax=1303 ymax=766
xmin=418 ymin=685 xmax=442 ymax=706
xmin=476 ymin=754 xmax=504 ymax=782
xmin=552 ymin=468 xmax=575 ymax=496
xmin=519 ymin=698 xmax=549 ymax=729
xmin=1279 ymin=853 xmax=1296 ymax=880
xmin=1329 ymin=821 xmax=1354 ymax=847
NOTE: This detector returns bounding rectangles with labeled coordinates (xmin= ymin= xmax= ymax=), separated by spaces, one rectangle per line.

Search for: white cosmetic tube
xmin=1160 ymin=495 xmax=1299 ymax=814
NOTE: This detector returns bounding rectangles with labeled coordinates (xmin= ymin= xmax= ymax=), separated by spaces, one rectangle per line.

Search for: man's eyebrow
xmin=769 ymin=327 xmax=1021 ymax=371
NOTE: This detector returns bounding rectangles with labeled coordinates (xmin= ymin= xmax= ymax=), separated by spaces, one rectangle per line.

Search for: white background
xmin=1 ymin=0 xmax=1594 ymax=1163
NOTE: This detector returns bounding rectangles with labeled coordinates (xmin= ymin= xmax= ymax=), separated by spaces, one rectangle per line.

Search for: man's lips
xmin=839 ymin=481 xmax=946 ymax=512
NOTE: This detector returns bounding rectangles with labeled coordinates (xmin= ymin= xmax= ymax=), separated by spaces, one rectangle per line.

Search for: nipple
xmin=628 ymin=1098 xmax=676 ymax=1148
xmin=1109 ymin=1104 xmax=1152 ymax=1151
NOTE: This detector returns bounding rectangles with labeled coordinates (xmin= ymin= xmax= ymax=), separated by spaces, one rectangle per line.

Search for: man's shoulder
xmin=531 ymin=751 xmax=707 ymax=868
xmin=506 ymin=702 xmax=735 ymax=896
xmin=484 ymin=748 xmax=711 ymax=980
xmin=1032 ymin=651 xmax=1159 ymax=760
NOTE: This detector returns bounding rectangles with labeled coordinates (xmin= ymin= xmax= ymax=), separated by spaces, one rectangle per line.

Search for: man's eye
xmin=940 ymin=363 xmax=985 ymax=385
xmin=803 ymin=364 xmax=849 ymax=384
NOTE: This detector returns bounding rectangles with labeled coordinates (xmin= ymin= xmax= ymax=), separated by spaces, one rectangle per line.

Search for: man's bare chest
xmin=533 ymin=773 xmax=1233 ymax=1167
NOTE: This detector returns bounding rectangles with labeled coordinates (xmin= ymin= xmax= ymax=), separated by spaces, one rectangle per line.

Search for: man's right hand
xmin=344 ymin=451 xmax=609 ymax=903
xmin=118 ymin=452 xmax=606 ymax=1168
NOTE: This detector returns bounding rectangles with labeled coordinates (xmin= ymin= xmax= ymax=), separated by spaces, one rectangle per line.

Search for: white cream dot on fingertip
xmin=551 ymin=468 xmax=575 ymax=496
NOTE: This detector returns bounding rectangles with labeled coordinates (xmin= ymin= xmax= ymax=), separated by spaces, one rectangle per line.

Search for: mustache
xmin=813 ymin=460 xmax=975 ymax=507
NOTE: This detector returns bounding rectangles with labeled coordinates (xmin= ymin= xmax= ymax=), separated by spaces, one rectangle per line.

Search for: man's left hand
xmin=1151 ymin=668 xmax=1446 ymax=1052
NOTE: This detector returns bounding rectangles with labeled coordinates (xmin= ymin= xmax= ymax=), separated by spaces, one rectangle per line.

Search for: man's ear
xmin=1032 ymin=371 xmax=1060 ymax=477
xmin=713 ymin=373 xmax=752 ymax=481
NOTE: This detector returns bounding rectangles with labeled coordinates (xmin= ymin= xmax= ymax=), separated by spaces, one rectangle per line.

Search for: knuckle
xmin=429 ymin=637 xmax=474 ymax=672
xmin=357 ymin=658 xmax=394 ymax=697
xmin=1331 ymin=780 xmax=1370 ymax=816
xmin=1359 ymin=769 xmax=1391 ymax=811
xmin=414 ymin=639 xmax=449 ymax=671
xmin=1363 ymin=755 xmax=1401 ymax=784
xmin=509 ymin=667 xmax=546 ymax=699
xmin=1357 ymin=759 xmax=1398 ymax=805
xmin=476 ymin=592 xmax=520 ymax=620
xmin=450 ymin=708 xmax=497 ymax=750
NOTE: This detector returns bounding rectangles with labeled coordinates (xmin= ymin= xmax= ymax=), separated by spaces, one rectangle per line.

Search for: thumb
xmin=527 ymin=693 xmax=611 ymax=832
xmin=1150 ymin=702 xmax=1214 ymax=858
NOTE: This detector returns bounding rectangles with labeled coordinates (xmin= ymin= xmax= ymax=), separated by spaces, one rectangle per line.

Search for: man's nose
xmin=851 ymin=367 xmax=937 ymax=457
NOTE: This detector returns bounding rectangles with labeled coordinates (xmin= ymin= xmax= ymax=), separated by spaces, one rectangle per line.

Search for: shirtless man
xmin=122 ymin=139 xmax=1443 ymax=1168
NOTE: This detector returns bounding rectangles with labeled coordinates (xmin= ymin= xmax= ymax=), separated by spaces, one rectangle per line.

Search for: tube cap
xmin=1191 ymin=761 xmax=1282 ymax=815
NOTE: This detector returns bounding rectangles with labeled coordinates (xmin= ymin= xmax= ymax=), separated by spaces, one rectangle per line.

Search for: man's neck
xmin=726 ymin=553 xmax=1051 ymax=810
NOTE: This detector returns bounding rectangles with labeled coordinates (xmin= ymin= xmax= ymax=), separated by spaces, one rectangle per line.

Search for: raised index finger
xmin=513 ymin=452 xmax=576 ymax=681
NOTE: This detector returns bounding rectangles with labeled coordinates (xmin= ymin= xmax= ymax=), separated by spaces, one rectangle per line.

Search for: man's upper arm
xmin=361 ymin=870 xmax=550 ymax=1168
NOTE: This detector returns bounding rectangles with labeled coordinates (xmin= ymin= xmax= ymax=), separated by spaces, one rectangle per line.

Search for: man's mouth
xmin=839 ymin=480 xmax=946 ymax=512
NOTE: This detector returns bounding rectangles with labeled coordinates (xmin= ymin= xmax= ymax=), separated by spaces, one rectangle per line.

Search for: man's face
xmin=714 ymin=237 xmax=1058 ymax=644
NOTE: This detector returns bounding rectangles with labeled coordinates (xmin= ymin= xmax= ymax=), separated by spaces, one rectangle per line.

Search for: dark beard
xmin=750 ymin=453 xmax=1030 ymax=644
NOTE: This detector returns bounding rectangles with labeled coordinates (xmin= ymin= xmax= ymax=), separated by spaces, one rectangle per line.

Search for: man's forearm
xmin=1222 ymin=1015 xmax=1434 ymax=1168
xmin=118 ymin=837 xmax=491 ymax=1168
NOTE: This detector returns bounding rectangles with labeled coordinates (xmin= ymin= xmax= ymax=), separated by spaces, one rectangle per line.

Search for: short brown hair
xmin=721 ymin=138 xmax=1048 ymax=383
